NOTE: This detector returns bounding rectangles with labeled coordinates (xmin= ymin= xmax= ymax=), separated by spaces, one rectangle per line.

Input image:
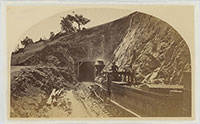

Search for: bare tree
xmin=21 ymin=36 xmax=33 ymax=47
xmin=60 ymin=12 xmax=90 ymax=33
xmin=50 ymin=32 xmax=55 ymax=39
xmin=74 ymin=14 xmax=90 ymax=31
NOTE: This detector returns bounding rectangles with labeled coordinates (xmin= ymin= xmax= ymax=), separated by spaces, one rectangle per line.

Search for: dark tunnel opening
xmin=78 ymin=61 xmax=95 ymax=82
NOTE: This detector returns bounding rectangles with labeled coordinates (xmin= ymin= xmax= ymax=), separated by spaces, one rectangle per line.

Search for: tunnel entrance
xmin=78 ymin=61 xmax=95 ymax=82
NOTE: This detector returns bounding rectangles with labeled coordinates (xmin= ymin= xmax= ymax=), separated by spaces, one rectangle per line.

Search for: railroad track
xmin=92 ymin=89 xmax=140 ymax=117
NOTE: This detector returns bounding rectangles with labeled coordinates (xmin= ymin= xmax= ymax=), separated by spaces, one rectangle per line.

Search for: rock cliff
xmin=104 ymin=12 xmax=191 ymax=85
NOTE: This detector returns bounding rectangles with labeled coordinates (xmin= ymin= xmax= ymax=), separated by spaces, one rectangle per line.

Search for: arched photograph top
xmin=6 ymin=4 xmax=194 ymax=120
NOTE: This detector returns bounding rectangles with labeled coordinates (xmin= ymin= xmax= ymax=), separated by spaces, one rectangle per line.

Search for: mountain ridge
xmin=11 ymin=11 xmax=191 ymax=85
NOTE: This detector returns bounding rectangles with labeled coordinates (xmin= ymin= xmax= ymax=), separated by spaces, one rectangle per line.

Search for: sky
xmin=6 ymin=4 xmax=194 ymax=54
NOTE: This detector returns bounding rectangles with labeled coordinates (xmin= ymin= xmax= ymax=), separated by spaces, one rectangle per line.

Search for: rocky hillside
xmin=11 ymin=11 xmax=191 ymax=86
xmin=104 ymin=12 xmax=191 ymax=85
xmin=11 ymin=12 xmax=131 ymax=66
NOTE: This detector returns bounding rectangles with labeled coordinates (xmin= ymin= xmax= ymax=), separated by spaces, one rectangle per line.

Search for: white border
xmin=0 ymin=1 xmax=200 ymax=124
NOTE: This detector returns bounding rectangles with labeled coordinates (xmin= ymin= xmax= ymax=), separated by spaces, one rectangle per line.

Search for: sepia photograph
xmin=7 ymin=4 xmax=194 ymax=119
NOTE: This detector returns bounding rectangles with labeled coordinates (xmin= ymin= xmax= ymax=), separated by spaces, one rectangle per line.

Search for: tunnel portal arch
xmin=76 ymin=59 xmax=96 ymax=82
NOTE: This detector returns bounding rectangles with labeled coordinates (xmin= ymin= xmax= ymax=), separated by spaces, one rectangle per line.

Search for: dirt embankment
xmin=10 ymin=66 xmax=76 ymax=118
xmin=10 ymin=66 xmax=111 ymax=118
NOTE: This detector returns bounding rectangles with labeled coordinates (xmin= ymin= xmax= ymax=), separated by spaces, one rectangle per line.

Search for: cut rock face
xmin=104 ymin=12 xmax=191 ymax=86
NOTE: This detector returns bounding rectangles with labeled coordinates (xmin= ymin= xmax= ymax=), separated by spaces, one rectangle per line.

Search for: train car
xmin=93 ymin=71 xmax=191 ymax=117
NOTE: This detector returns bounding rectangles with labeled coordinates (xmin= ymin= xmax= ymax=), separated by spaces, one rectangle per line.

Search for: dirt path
xmin=46 ymin=90 xmax=91 ymax=118
xmin=67 ymin=90 xmax=90 ymax=117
